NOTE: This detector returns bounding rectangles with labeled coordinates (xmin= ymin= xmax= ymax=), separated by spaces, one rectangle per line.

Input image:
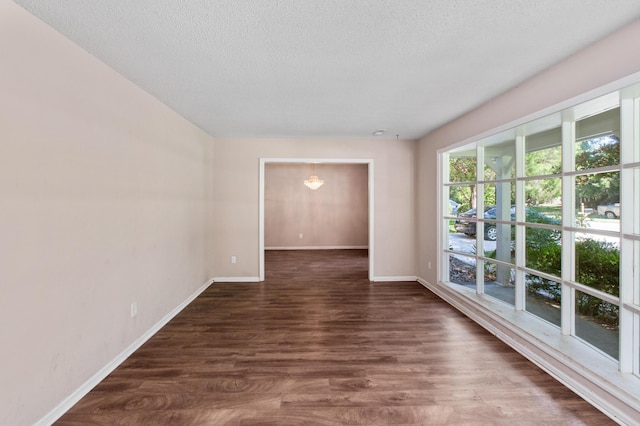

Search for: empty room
xmin=3 ymin=1 xmax=640 ymax=424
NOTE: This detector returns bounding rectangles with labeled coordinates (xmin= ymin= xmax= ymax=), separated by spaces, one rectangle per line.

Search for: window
xmin=442 ymin=83 xmax=640 ymax=379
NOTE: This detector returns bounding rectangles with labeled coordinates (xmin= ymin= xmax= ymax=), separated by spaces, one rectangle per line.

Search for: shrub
xmin=526 ymin=236 xmax=619 ymax=328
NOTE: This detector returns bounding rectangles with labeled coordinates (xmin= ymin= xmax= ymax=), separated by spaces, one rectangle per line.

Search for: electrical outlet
xmin=428 ymin=261 xmax=432 ymax=270
xmin=231 ymin=256 xmax=237 ymax=264
xmin=131 ymin=302 xmax=137 ymax=318
xmin=299 ymin=233 xmax=303 ymax=239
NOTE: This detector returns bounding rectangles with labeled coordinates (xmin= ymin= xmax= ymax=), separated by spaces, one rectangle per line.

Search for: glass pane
xmin=524 ymin=178 xmax=561 ymax=217
xmin=483 ymin=140 xmax=516 ymax=180
xmin=484 ymin=261 xmax=515 ymax=305
xmin=453 ymin=204 xmax=492 ymax=239
xmin=575 ymin=107 xmax=620 ymax=171
xmin=633 ymin=168 xmax=640 ymax=236
xmin=525 ymin=273 xmax=561 ymax=327
xmin=575 ymin=170 xmax=620 ymax=229
xmin=449 ymin=149 xmax=476 ymax=183
xmin=575 ymin=290 xmax=619 ymax=359
xmin=448 ymin=223 xmax=475 ymax=257
xmin=636 ymin=240 xmax=640 ymax=306
xmin=449 ymin=254 xmax=476 ymax=288
xmin=525 ymin=127 xmax=562 ymax=177
xmin=575 ymin=233 xmax=619 ymax=297
xmin=484 ymin=182 xmax=515 ymax=215
xmin=449 ymin=184 xmax=476 ymax=216
xmin=525 ymin=226 xmax=561 ymax=278
xmin=483 ymin=225 xmax=515 ymax=264
xmin=636 ymin=313 xmax=640 ymax=378
xmin=482 ymin=183 xmax=515 ymax=249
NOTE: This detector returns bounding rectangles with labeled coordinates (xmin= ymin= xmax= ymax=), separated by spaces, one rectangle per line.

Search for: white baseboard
xmin=35 ymin=278 xmax=214 ymax=426
xmin=265 ymin=246 xmax=368 ymax=250
xmin=372 ymin=276 xmax=418 ymax=282
xmin=416 ymin=277 xmax=640 ymax=426
xmin=213 ymin=276 xmax=261 ymax=282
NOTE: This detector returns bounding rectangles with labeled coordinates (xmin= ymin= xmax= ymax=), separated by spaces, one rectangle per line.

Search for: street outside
xmin=449 ymin=217 xmax=621 ymax=265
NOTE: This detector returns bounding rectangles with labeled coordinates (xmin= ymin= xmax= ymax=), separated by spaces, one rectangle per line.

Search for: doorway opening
xmin=259 ymin=158 xmax=374 ymax=281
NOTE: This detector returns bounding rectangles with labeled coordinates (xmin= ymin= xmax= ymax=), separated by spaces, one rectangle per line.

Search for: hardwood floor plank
xmin=55 ymin=250 xmax=613 ymax=425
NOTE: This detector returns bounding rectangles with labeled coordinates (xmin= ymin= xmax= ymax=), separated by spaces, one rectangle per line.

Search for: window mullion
xmin=561 ymin=118 xmax=576 ymax=336
xmin=476 ymin=144 xmax=485 ymax=295
xmin=515 ymin=133 xmax=525 ymax=311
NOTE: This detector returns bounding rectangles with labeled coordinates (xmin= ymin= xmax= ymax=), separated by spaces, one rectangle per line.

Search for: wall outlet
xmin=428 ymin=261 xmax=432 ymax=270
xmin=231 ymin=256 xmax=237 ymax=264
xmin=299 ymin=233 xmax=303 ymax=239
xmin=131 ymin=302 xmax=137 ymax=318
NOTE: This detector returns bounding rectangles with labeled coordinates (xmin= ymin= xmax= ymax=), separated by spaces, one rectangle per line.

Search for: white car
xmin=597 ymin=203 xmax=620 ymax=219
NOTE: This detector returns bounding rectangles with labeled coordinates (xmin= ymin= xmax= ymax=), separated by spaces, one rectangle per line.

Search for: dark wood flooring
xmin=56 ymin=250 xmax=613 ymax=425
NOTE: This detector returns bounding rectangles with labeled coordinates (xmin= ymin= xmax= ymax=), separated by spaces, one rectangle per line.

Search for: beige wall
xmin=265 ymin=163 xmax=368 ymax=248
xmin=417 ymin=19 xmax=640 ymax=284
xmin=212 ymin=138 xmax=416 ymax=279
xmin=0 ymin=3 xmax=215 ymax=425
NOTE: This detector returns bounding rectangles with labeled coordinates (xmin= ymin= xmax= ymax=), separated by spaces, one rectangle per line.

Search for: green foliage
xmin=526 ymin=236 xmax=619 ymax=328
xmin=525 ymin=228 xmax=562 ymax=302
xmin=574 ymin=235 xmax=619 ymax=327
xmin=524 ymin=146 xmax=562 ymax=205
xmin=575 ymin=136 xmax=620 ymax=170
xmin=574 ymin=136 xmax=620 ymax=207
xmin=449 ymin=157 xmax=477 ymax=210
xmin=575 ymin=239 xmax=620 ymax=297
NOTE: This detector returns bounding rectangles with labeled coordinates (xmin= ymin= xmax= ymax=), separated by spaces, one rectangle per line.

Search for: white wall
xmin=212 ymin=138 xmax=416 ymax=280
xmin=265 ymin=163 xmax=368 ymax=248
xmin=417 ymin=19 xmax=640 ymax=284
xmin=0 ymin=2 xmax=215 ymax=425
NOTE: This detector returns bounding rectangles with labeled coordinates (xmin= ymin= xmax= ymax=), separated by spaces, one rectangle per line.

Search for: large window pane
xmin=575 ymin=171 xmax=620 ymax=228
xmin=575 ymin=107 xmax=620 ymax=171
xmin=636 ymin=240 xmax=640 ymax=306
xmin=525 ymin=226 xmax=561 ymax=278
xmin=575 ymin=135 xmax=620 ymax=171
xmin=575 ymin=233 xmax=619 ymax=297
xmin=525 ymin=178 xmax=561 ymax=217
xmin=483 ymin=225 xmax=515 ymax=265
xmin=636 ymin=313 xmax=640 ymax=378
xmin=448 ymin=225 xmax=475 ymax=256
xmin=525 ymin=273 xmax=561 ymax=327
xmin=575 ymin=290 xmax=619 ymax=360
xmin=484 ymin=182 xmax=515 ymax=214
xmin=448 ymin=184 xmax=476 ymax=216
xmin=449 ymin=150 xmax=476 ymax=183
xmin=449 ymin=254 xmax=476 ymax=288
xmin=484 ymin=260 xmax=514 ymax=305
xmin=525 ymin=127 xmax=561 ymax=177
xmin=633 ymin=168 xmax=640 ymax=235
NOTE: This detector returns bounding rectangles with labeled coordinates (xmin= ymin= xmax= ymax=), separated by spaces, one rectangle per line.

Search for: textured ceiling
xmin=14 ymin=0 xmax=640 ymax=140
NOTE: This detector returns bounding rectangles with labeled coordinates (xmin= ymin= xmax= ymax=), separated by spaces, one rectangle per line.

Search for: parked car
xmin=455 ymin=205 xmax=560 ymax=241
xmin=597 ymin=202 xmax=620 ymax=219
xmin=454 ymin=206 xmax=494 ymax=239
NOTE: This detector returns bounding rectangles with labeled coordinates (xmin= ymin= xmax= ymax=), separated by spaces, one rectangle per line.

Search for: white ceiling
xmin=14 ymin=1 xmax=640 ymax=140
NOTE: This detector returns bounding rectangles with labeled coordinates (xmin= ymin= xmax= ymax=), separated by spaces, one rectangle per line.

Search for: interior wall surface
xmin=265 ymin=163 xmax=368 ymax=249
xmin=0 ymin=2 xmax=215 ymax=425
xmin=417 ymin=19 xmax=640 ymax=284
xmin=212 ymin=138 xmax=416 ymax=279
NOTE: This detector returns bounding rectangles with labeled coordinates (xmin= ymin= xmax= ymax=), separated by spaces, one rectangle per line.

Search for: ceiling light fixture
xmin=373 ymin=129 xmax=386 ymax=136
xmin=304 ymin=164 xmax=324 ymax=190
xmin=304 ymin=175 xmax=324 ymax=190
